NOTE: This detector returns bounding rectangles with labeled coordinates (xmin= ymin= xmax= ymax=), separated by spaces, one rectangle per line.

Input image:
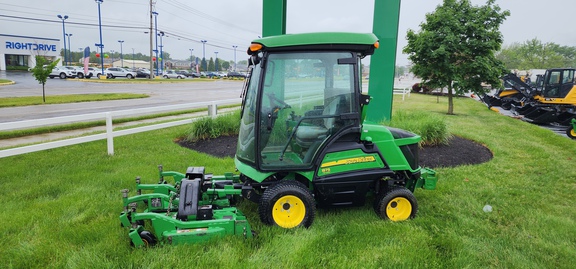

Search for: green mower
xmin=120 ymin=32 xmax=438 ymax=247
xmin=567 ymin=118 xmax=576 ymax=139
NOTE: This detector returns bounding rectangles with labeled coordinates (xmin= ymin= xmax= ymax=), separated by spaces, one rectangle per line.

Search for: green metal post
xmin=262 ymin=0 xmax=287 ymax=37
xmin=367 ymin=0 xmax=401 ymax=123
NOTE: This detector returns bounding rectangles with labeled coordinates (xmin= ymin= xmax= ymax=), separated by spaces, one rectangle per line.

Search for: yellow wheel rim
xmin=386 ymin=197 xmax=412 ymax=221
xmin=272 ymin=195 xmax=306 ymax=228
xmin=570 ymin=128 xmax=576 ymax=137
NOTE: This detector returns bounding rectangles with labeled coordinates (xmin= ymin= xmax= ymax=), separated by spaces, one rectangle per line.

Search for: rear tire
xmin=126 ymin=74 xmax=134 ymax=79
xmin=77 ymin=73 xmax=84 ymax=79
xmin=374 ymin=187 xmax=418 ymax=221
xmin=163 ymin=75 xmax=168 ymax=79
xmin=59 ymin=73 xmax=66 ymax=79
xmin=258 ymin=180 xmax=315 ymax=228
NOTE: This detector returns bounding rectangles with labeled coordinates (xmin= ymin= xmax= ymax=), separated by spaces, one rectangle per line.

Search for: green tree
xmin=403 ymin=0 xmax=509 ymax=114
xmin=31 ymin=56 xmax=60 ymax=103
xmin=208 ymin=57 xmax=215 ymax=71
xmin=497 ymin=39 xmax=576 ymax=69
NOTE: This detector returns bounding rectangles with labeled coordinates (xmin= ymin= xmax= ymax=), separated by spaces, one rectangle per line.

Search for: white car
xmin=75 ymin=67 xmax=103 ymax=79
xmin=49 ymin=66 xmax=77 ymax=79
xmin=104 ymin=67 xmax=136 ymax=79
xmin=163 ymin=70 xmax=186 ymax=79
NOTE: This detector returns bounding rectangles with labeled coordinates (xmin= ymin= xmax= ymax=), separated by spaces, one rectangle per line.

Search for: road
xmin=0 ymin=71 xmax=244 ymax=122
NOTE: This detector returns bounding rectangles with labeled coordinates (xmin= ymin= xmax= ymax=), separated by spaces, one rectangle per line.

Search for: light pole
xmin=158 ymin=32 xmax=164 ymax=73
xmin=65 ymin=33 xmax=72 ymax=64
xmin=189 ymin=48 xmax=193 ymax=70
xmin=201 ymin=40 xmax=207 ymax=71
xmin=57 ymin=14 xmax=68 ymax=65
xmin=232 ymin=45 xmax=237 ymax=71
xmin=152 ymin=11 xmax=159 ymax=76
xmin=118 ymin=40 xmax=124 ymax=67
xmin=132 ymin=48 xmax=135 ymax=69
xmin=214 ymin=51 xmax=218 ymax=72
xmin=95 ymin=0 xmax=105 ymax=77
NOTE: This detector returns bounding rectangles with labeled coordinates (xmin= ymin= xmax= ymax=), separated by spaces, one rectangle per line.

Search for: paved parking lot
xmin=0 ymin=70 xmax=243 ymax=122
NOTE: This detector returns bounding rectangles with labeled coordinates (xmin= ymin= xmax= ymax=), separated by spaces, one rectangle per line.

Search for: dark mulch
xmin=177 ymin=135 xmax=493 ymax=169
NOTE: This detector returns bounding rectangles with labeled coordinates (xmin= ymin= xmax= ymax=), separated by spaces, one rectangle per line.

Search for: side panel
xmin=313 ymin=142 xmax=394 ymax=207
xmin=318 ymin=149 xmax=384 ymax=177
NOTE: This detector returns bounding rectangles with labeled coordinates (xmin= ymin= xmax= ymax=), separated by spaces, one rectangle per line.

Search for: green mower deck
xmin=120 ymin=166 xmax=254 ymax=247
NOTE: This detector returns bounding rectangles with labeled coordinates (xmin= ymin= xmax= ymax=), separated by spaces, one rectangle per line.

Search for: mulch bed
xmin=177 ymin=135 xmax=493 ymax=169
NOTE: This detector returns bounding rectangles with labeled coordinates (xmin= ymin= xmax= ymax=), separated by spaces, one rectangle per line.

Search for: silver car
xmin=105 ymin=67 xmax=136 ymax=79
xmin=163 ymin=70 xmax=186 ymax=79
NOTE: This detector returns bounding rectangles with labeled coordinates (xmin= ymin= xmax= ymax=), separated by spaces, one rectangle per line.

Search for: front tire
xmin=258 ymin=180 xmax=316 ymax=228
xmin=77 ymin=73 xmax=84 ymax=79
xmin=126 ymin=74 xmax=134 ymax=79
xmin=567 ymin=126 xmax=576 ymax=139
xmin=163 ymin=75 xmax=168 ymax=79
xmin=374 ymin=187 xmax=418 ymax=221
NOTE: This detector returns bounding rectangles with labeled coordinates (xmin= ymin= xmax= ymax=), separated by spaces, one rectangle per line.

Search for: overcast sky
xmin=2 ymin=0 xmax=575 ymax=66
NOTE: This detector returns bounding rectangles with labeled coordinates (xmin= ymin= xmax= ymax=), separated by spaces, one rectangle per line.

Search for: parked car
xmin=227 ymin=71 xmax=245 ymax=78
xmin=75 ymin=67 xmax=102 ymax=79
xmin=133 ymin=69 xmax=151 ymax=79
xmin=190 ymin=72 xmax=201 ymax=78
xmin=49 ymin=66 xmax=76 ymax=79
xmin=163 ymin=70 xmax=186 ymax=79
xmin=176 ymin=70 xmax=192 ymax=77
xmin=205 ymin=72 xmax=222 ymax=78
xmin=105 ymin=67 xmax=136 ymax=79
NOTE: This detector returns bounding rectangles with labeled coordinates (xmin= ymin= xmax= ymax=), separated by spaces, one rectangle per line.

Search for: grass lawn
xmin=1 ymin=94 xmax=575 ymax=268
xmin=0 ymin=93 xmax=148 ymax=108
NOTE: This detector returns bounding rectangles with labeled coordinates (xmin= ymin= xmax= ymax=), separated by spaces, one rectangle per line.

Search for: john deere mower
xmin=120 ymin=32 xmax=437 ymax=246
xmin=567 ymin=118 xmax=576 ymax=139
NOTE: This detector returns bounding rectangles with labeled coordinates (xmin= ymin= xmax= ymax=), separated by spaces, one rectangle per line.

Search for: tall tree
xmin=403 ymin=0 xmax=509 ymax=114
xmin=497 ymin=39 xmax=576 ymax=69
xmin=31 ymin=56 xmax=60 ymax=103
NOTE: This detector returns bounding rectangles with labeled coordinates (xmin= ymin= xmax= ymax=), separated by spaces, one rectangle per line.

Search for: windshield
xmin=236 ymin=51 xmax=359 ymax=170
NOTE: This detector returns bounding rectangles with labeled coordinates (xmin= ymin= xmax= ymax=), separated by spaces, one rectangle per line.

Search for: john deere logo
xmin=321 ymin=156 xmax=376 ymax=168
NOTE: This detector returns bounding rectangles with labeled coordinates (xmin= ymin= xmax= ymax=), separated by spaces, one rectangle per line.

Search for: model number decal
xmin=321 ymin=156 xmax=376 ymax=168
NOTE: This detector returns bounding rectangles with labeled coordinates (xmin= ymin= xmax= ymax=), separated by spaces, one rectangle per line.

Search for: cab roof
xmin=248 ymin=32 xmax=379 ymax=56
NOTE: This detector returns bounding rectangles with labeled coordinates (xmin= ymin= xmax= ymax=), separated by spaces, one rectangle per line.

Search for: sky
xmin=1 ymin=0 xmax=575 ymax=66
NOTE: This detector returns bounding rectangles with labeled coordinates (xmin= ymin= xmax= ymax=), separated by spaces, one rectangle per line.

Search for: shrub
xmin=186 ymin=110 xmax=241 ymax=142
xmin=387 ymin=110 xmax=451 ymax=146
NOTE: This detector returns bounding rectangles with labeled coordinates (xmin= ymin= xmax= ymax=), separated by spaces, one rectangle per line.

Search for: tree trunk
xmin=447 ymin=85 xmax=454 ymax=115
xmin=42 ymin=83 xmax=46 ymax=103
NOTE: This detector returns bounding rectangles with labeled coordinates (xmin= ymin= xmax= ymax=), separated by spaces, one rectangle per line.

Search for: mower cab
xmin=235 ymin=32 xmax=437 ymax=228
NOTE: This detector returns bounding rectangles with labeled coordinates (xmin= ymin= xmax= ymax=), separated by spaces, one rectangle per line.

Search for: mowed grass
xmin=1 ymin=94 xmax=575 ymax=268
xmin=0 ymin=93 xmax=148 ymax=107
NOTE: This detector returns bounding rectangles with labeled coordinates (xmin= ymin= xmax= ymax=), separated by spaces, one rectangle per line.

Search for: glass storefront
xmin=5 ymin=54 xmax=29 ymax=68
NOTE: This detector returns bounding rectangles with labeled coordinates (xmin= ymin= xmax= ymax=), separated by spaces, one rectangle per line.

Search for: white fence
xmin=0 ymin=99 xmax=238 ymax=158
xmin=393 ymin=87 xmax=411 ymax=101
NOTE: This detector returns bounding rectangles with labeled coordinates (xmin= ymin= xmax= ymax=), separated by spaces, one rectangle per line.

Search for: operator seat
xmin=295 ymin=95 xmax=344 ymax=148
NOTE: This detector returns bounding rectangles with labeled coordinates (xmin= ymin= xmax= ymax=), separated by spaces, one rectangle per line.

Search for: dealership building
xmin=0 ymin=34 xmax=61 ymax=70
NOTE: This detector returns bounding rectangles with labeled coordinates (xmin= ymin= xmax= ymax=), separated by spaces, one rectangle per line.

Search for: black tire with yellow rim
xmin=258 ymin=180 xmax=316 ymax=228
xmin=566 ymin=126 xmax=576 ymax=139
xmin=373 ymin=187 xmax=418 ymax=221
